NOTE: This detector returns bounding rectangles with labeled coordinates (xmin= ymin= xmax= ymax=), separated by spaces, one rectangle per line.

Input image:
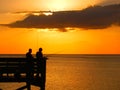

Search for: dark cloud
xmin=99 ymin=0 xmax=120 ymax=6
xmin=3 ymin=4 xmax=120 ymax=31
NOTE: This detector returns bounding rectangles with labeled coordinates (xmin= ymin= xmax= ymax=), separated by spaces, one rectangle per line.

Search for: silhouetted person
xmin=26 ymin=48 xmax=34 ymax=60
xmin=26 ymin=48 xmax=34 ymax=80
xmin=36 ymin=48 xmax=43 ymax=59
xmin=36 ymin=48 xmax=43 ymax=77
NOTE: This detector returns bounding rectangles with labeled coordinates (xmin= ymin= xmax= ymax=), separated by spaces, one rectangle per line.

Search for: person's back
xmin=36 ymin=48 xmax=43 ymax=59
xmin=26 ymin=48 xmax=34 ymax=78
xmin=36 ymin=48 xmax=43 ymax=77
xmin=36 ymin=48 xmax=43 ymax=65
xmin=26 ymin=49 xmax=33 ymax=60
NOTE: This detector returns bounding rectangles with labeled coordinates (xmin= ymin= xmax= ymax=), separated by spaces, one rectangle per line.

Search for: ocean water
xmin=0 ymin=54 xmax=120 ymax=90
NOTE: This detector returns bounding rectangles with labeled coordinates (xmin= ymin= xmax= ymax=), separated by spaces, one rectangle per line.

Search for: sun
xmin=46 ymin=0 xmax=69 ymax=11
xmin=35 ymin=0 xmax=101 ymax=12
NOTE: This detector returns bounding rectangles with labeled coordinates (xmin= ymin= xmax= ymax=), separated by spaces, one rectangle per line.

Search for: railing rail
xmin=0 ymin=58 xmax=46 ymax=90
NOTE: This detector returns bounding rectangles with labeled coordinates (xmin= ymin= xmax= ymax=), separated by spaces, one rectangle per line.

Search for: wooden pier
xmin=0 ymin=57 xmax=46 ymax=90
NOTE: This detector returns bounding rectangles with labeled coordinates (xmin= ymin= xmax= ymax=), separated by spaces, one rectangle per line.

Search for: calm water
xmin=0 ymin=54 xmax=120 ymax=90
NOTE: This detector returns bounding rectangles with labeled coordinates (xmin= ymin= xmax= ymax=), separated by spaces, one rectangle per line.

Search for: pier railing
xmin=0 ymin=57 xmax=46 ymax=90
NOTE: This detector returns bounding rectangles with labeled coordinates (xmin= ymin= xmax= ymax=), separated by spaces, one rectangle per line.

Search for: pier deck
xmin=0 ymin=58 xmax=46 ymax=90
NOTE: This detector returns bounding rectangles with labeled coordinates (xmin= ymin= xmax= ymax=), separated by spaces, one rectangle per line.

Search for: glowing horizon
xmin=0 ymin=25 xmax=120 ymax=54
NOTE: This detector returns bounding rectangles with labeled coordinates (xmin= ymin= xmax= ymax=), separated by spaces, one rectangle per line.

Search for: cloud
xmin=3 ymin=4 xmax=120 ymax=31
xmin=99 ymin=0 xmax=120 ymax=5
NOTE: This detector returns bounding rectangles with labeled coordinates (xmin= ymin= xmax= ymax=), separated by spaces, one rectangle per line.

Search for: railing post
xmin=40 ymin=58 xmax=46 ymax=90
xmin=26 ymin=81 xmax=31 ymax=90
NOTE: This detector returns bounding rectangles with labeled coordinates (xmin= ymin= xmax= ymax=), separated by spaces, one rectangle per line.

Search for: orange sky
xmin=0 ymin=25 xmax=120 ymax=54
xmin=0 ymin=0 xmax=101 ymax=12
xmin=0 ymin=0 xmax=120 ymax=54
xmin=0 ymin=0 xmax=119 ymax=12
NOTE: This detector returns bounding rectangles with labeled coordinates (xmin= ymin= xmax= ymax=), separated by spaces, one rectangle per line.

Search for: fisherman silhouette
xmin=25 ymin=48 xmax=34 ymax=90
xmin=36 ymin=48 xmax=43 ymax=77
xmin=26 ymin=48 xmax=34 ymax=79
xmin=26 ymin=48 xmax=34 ymax=60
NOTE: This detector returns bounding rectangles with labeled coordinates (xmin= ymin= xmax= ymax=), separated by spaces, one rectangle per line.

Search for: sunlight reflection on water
xmin=46 ymin=56 xmax=120 ymax=90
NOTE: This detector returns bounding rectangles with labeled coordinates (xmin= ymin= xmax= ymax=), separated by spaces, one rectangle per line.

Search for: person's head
xmin=39 ymin=48 xmax=42 ymax=52
xmin=29 ymin=48 xmax=32 ymax=53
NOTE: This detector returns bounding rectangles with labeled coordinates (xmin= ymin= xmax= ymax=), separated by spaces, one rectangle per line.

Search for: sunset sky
xmin=0 ymin=0 xmax=120 ymax=54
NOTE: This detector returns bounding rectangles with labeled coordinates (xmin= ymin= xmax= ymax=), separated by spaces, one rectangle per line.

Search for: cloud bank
xmin=4 ymin=4 xmax=120 ymax=31
xmin=99 ymin=0 xmax=120 ymax=5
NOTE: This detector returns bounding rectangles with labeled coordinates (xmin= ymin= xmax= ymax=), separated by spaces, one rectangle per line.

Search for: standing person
xmin=26 ymin=48 xmax=34 ymax=59
xmin=36 ymin=48 xmax=43 ymax=77
xmin=26 ymin=48 xmax=34 ymax=90
xmin=36 ymin=48 xmax=47 ymax=90
xmin=36 ymin=48 xmax=43 ymax=59
xmin=26 ymin=48 xmax=34 ymax=79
